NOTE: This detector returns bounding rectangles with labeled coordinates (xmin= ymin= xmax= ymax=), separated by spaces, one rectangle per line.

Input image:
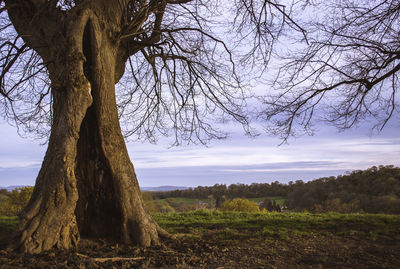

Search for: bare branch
xmin=263 ymin=0 xmax=400 ymax=141
xmin=1 ymin=0 xmax=304 ymax=143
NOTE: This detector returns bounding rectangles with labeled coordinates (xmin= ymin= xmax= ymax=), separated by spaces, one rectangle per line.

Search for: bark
xmin=7 ymin=3 xmax=167 ymax=254
xmin=74 ymin=18 xmax=163 ymax=246
xmin=9 ymin=64 xmax=92 ymax=254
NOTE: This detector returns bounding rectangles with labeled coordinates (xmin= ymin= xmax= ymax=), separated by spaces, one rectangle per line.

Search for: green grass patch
xmin=153 ymin=211 xmax=400 ymax=242
xmin=155 ymin=197 xmax=211 ymax=204
xmin=0 ymin=216 xmax=18 ymax=248
xmin=2 ymin=211 xmax=399 ymax=249
xmin=247 ymin=196 xmax=286 ymax=205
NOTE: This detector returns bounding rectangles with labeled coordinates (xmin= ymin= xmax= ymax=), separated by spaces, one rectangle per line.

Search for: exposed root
xmin=76 ymin=253 xmax=144 ymax=263
xmin=157 ymin=225 xmax=175 ymax=240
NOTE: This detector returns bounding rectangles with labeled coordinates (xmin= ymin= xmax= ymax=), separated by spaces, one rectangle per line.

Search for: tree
xmin=0 ymin=0 xmax=301 ymax=253
xmin=262 ymin=0 xmax=400 ymax=140
xmin=220 ymin=198 xmax=260 ymax=212
xmin=215 ymin=194 xmax=227 ymax=209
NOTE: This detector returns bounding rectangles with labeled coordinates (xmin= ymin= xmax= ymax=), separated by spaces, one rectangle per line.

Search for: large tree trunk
xmin=8 ymin=7 xmax=166 ymax=254
xmin=8 ymin=69 xmax=92 ymax=254
xmin=74 ymin=19 xmax=163 ymax=247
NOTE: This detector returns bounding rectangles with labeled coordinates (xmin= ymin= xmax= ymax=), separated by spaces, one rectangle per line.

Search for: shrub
xmin=220 ymin=198 xmax=260 ymax=213
xmin=0 ymin=186 xmax=33 ymax=216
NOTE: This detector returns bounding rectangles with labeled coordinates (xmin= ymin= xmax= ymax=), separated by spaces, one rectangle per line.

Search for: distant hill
xmin=0 ymin=185 xmax=28 ymax=191
xmin=141 ymin=186 xmax=189 ymax=192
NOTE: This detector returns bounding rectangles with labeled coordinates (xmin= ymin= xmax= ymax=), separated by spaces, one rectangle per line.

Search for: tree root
xmin=76 ymin=253 xmax=144 ymax=263
xmin=157 ymin=225 xmax=176 ymax=240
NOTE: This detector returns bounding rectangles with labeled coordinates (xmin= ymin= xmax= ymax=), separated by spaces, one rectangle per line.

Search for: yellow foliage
xmin=220 ymin=198 xmax=260 ymax=212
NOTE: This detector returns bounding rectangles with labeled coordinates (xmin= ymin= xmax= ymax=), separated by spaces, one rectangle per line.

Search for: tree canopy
xmin=0 ymin=0 xmax=308 ymax=144
xmin=263 ymin=0 xmax=400 ymax=140
xmin=1 ymin=1 xmax=398 ymax=142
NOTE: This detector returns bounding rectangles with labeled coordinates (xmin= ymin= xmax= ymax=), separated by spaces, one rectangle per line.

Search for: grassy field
xmin=153 ymin=210 xmax=400 ymax=240
xmin=247 ymin=196 xmax=286 ymax=205
xmin=2 ymin=211 xmax=399 ymax=245
xmin=151 ymin=196 xmax=286 ymax=213
xmin=1 ymin=212 xmax=399 ymax=268
xmin=0 ymin=216 xmax=18 ymax=249
xmin=154 ymin=197 xmax=211 ymax=206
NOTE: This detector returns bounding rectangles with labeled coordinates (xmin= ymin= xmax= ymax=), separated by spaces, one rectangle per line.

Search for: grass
xmin=153 ymin=211 xmax=400 ymax=241
xmin=1 ymin=212 xmax=399 ymax=248
xmin=247 ymin=196 xmax=286 ymax=205
xmin=0 ymin=216 xmax=18 ymax=248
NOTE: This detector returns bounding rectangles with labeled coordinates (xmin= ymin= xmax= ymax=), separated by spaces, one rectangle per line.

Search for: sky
xmin=0 ymin=118 xmax=399 ymax=188
xmin=0 ymin=1 xmax=399 ymax=189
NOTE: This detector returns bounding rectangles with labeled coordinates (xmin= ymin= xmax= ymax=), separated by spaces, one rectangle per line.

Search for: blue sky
xmin=0 ymin=119 xmax=399 ymax=188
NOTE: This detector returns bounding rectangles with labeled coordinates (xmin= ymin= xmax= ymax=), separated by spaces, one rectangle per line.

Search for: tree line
xmin=150 ymin=165 xmax=400 ymax=214
xmin=286 ymin=166 xmax=400 ymax=214
xmin=1 ymin=165 xmax=399 ymax=216
xmin=152 ymin=181 xmax=289 ymax=200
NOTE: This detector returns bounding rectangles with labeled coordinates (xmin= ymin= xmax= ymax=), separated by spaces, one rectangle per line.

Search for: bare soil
xmin=1 ymin=231 xmax=399 ymax=268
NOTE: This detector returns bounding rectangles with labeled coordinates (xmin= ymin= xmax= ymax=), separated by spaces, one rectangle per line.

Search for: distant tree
xmin=272 ymin=200 xmax=281 ymax=212
xmin=220 ymin=198 xmax=260 ymax=213
xmin=260 ymin=197 xmax=281 ymax=212
xmin=0 ymin=187 xmax=33 ymax=216
xmin=152 ymin=182 xmax=291 ymax=200
xmin=324 ymin=198 xmax=344 ymax=213
xmin=0 ymin=189 xmax=8 ymax=196
xmin=0 ymin=189 xmax=9 ymax=205
xmin=260 ymin=197 xmax=272 ymax=211
xmin=211 ymin=184 xmax=227 ymax=201
xmin=263 ymin=0 xmax=400 ymax=140
xmin=286 ymin=165 xmax=400 ymax=213
xmin=216 ymin=195 xmax=227 ymax=209
xmin=207 ymin=195 xmax=216 ymax=209
xmin=156 ymin=201 xmax=175 ymax=213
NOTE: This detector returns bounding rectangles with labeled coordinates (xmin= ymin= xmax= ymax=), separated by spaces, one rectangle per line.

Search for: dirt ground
xmin=0 ymin=232 xmax=399 ymax=268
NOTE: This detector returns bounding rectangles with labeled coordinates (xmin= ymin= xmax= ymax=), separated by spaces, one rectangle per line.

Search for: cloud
xmin=218 ymin=161 xmax=346 ymax=172
xmin=0 ymin=161 xmax=41 ymax=170
xmin=129 ymin=135 xmax=399 ymax=169
xmin=135 ymin=162 xmax=350 ymax=187
xmin=0 ymin=118 xmax=399 ymax=188
xmin=131 ymin=131 xmax=399 ymax=186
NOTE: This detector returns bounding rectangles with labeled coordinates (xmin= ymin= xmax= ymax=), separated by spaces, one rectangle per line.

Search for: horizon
xmin=1 ymin=119 xmax=399 ymax=188
xmin=1 ymin=164 xmax=398 ymax=190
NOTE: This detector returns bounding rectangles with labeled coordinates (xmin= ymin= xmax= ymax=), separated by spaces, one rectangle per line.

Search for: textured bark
xmin=9 ymin=71 xmax=92 ymax=254
xmin=74 ymin=19 xmax=163 ymax=245
xmin=7 ymin=2 xmax=166 ymax=253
